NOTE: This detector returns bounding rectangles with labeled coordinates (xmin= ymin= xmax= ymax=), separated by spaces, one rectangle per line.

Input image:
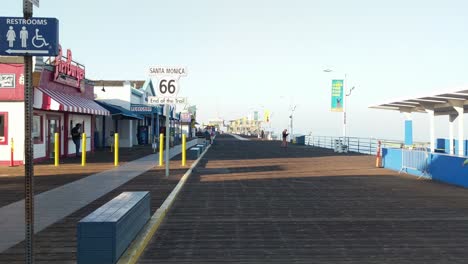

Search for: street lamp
xmin=289 ymin=105 xmax=297 ymax=142
xmin=323 ymin=69 xmax=356 ymax=143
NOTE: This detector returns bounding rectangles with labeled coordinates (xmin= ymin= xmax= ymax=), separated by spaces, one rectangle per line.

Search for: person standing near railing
xmin=281 ymin=129 xmax=289 ymax=149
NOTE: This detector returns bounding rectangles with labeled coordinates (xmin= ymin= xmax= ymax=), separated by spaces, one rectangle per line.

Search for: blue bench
xmin=189 ymin=147 xmax=201 ymax=159
xmin=77 ymin=191 xmax=151 ymax=264
xmin=196 ymin=144 xmax=205 ymax=152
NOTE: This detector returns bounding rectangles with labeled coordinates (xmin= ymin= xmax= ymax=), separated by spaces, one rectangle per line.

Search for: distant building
xmin=227 ymin=117 xmax=262 ymax=136
xmin=0 ymin=50 xmax=110 ymax=165
xmin=207 ymin=118 xmax=226 ymax=132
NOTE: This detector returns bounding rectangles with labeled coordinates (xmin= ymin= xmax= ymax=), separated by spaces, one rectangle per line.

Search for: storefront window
xmin=0 ymin=112 xmax=7 ymax=145
xmin=33 ymin=114 xmax=44 ymax=144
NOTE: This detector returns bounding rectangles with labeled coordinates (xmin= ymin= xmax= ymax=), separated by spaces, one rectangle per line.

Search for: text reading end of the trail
xmin=148 ymin=96 xmax=187 ymax=105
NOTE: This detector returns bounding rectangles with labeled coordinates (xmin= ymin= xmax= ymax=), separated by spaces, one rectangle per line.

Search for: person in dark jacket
xmin=71 ymin=123 xmax=82 ymax=157
xmin=281 ymin=129 xmax=289 ymax=148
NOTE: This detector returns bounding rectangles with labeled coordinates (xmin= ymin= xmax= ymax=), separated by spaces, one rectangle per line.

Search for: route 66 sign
xmin=148 ymin=66 xmax=187 ymax=97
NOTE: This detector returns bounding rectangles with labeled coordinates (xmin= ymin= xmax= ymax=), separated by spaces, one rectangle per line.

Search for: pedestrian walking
xmin=281 ymin=129 xmax=289 ymax=149
xmin=204 ymin=129 xmax=211 ymax=145
xmin=71 ymin=123 xmax=82 ymax=157
xmin=261 ymin=130 xmax=265 ymax=140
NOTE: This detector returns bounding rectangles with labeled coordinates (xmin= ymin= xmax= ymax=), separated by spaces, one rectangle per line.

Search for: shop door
xmin=47 ymin=117 xmax=61 ymax=159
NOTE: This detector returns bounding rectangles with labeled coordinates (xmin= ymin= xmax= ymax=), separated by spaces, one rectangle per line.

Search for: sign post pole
xmin=23 ymin=1 xmax=34 ymax=263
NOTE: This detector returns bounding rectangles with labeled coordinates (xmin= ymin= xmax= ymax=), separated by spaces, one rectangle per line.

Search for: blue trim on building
xmin=96 ymin=101 xmax=144 ymax=120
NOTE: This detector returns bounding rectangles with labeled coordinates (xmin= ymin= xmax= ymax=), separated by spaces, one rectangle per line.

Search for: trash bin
xmin=334 ymin=139 xmax=342 ymax=152
xmin=296 ymin=136 xmax=305 ymax=145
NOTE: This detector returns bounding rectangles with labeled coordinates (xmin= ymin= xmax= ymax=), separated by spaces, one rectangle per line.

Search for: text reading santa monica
xmin=149 ymin=67 xmax=186 ymax=75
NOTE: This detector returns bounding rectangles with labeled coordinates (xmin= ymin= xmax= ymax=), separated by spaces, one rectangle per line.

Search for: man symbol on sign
xmin=20 ymin=27 xmax=28 ymax=48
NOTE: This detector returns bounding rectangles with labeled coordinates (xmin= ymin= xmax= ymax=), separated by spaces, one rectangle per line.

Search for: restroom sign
xmin=0 ymin=17 xmax=59 ymax=56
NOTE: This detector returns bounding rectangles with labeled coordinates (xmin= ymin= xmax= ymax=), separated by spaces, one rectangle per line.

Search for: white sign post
xmin=148 ymin=66 xmax=187 ymax=178
xmin=28 ymin=0 xmax=39 ymax=8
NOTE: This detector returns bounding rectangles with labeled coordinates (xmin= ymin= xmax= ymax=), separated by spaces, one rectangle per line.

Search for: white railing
xmin=305 ymin=135 xmax=429 ymax=156
xmin=399 ymin=147 xmax=429 ymax=175
xmin=305 ymin=135 xmax=382 ymax=155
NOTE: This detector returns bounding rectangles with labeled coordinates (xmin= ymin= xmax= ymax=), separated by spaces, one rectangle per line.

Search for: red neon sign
xmin=54 ymin=45 xmax=85 ymax=90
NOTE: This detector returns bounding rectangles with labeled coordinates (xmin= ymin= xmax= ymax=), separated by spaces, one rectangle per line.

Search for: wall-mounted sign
xmin=54 ymin=45 xmax=86 ymax=92
xmin=180 ymin=112 xmax=191 ymax=123
xmin=0 ymin=74 xmax=15 ymax=88
xmin=130 ymin=104 xmax=153 ymax=113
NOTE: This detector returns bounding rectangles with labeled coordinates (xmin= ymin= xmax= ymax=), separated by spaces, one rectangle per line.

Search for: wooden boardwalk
xmin=0 ymin=155 xmax=195 ymax=264
xmin=138 ymin=135 xmax=468 ymax=264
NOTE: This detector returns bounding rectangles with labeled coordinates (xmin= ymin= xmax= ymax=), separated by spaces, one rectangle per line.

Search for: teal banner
xmin=331 ymin=80 xmax=344 ymax=112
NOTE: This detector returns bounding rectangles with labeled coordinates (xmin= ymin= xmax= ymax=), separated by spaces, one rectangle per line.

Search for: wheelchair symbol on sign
xmin=32 ymin=29 xmax=49 ymax=48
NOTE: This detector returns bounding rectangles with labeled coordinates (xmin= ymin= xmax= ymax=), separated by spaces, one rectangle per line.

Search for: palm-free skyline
xmin=2 ymin=0 xmax=468 ymax=140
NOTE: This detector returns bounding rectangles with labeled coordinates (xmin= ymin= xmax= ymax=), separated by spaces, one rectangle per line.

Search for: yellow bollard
xmin=81 ymin=133 xmax=86 ymax=166
xmin=114 ymin=133 xmax=119 ymax=166
xmin=159 ymin=133 xmax=164 ymax=166
xmin=9 ymin=138 xmax=14 ymax=167
xmin=54 ymin=132 xmax=59 ymax=166
xmin=182 ymin=134 xmax=186 ymax=166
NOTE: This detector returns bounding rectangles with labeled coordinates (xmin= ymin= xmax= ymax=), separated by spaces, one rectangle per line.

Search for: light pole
xmin=344 ymin=86 xmax=355 ymax=142
xmin=324 ymin=69 xmax=356 ymax=143
xmin=289 ymin=105 xmax=296 ymax=142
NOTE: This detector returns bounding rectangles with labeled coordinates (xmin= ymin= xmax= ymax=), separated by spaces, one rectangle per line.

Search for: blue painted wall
xmin=428 ymin=154 xmax=468 ymax=187
xmin=382 ymin=148 xmax=402 ymax=171
xmin=436 ymin=138 xmax=446 ymax=151
xmin=383 ymin=147 xmax=468 ymax=188
xmin=404 ymin=120 xmax=413 ymax=146
xmin=435 ymin=138 xmax=468 ymax=156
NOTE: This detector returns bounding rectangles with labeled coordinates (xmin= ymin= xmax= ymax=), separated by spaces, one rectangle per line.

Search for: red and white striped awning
xmin=34 ymin=87 xmax=110 ymax=116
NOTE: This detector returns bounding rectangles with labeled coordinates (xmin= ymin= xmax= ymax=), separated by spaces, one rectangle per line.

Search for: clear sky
xmin=2 ymin=0 xmax=468 ymax=141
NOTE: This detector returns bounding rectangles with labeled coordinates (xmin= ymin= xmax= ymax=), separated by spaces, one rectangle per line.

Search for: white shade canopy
xmin=369 ymin=85 xmax=468 ymax=115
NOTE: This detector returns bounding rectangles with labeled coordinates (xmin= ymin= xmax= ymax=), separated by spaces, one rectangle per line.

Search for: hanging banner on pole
xmin=263 ymin=110 xmax=271 ymax=123
xmin=331 ymin=79 xmax=344 ymax=112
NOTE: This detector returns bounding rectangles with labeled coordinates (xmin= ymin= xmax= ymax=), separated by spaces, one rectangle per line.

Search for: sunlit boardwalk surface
xmin=139 ymin=134 xmax=468 ymax=264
